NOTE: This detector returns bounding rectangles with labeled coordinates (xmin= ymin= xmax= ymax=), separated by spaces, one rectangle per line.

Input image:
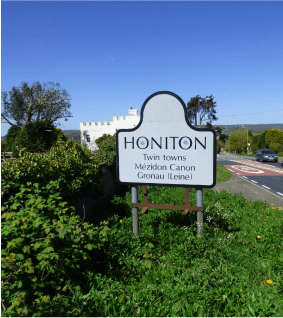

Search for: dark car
xmin=256 ymin=149 xmax=278 ymax=162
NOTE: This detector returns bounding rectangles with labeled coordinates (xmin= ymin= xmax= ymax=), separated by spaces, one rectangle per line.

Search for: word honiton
xmin=123 ymin=136 xmax=207 ymax=150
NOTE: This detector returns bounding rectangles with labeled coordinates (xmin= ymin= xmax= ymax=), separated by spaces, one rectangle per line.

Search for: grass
xmin=216 ymin=163 xmax=232 ymax=183
xmin=70 ymin=165 xmax=283 ymax=317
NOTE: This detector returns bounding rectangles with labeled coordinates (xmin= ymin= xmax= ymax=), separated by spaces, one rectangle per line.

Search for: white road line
xmin=262 ymin=185 xmax=271 ymax=190
xmin=234 ymin=175 xmax=283 ymax=201
xmin=251 ymin=180 xmax=258 ymax=183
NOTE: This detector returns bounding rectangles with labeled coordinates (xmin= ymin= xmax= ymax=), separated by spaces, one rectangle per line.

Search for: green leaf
xmin=84 ymin=244 xmax=95 ymax=250
xmin=248 ymin=305 xmax=255 ymax=316
xmin=59 ymin=230 xmax=66 ymax=239
xmin=16 ymin=254 xmax=25 ymax=260
xmin=41 ymin=246 xmax=54 ymax=254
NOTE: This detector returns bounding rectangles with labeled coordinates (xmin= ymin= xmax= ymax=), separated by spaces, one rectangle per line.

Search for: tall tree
xmin=229 ymin=130 xmax=253 ymax=153
xmin=1 ymin=81 xmax=73 ymax=128
xmin=186 ymin=95 xmax=218 ymax=127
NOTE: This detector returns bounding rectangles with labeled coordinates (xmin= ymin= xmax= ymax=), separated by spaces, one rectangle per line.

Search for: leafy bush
xmin=1 ymin=138 xmax=107 ymax=316
xmin=1 ymin=182 xmax=110 ymax=317
xmin=6 ymin=121 xmax=60 ymax=157
xmin=94 ymin=134 xmax=116 ymax=169
xmin=228 ymin=130 xmax=253 ymax=153
xmin=269 ymin=143 xmax=282 ymax=155
xmin=95 ymin=134 xmax=112 ymax=147
xmin=257 ymin=130 xmax=269 ymax=149
xmin=1 ymin=140 xmax=7 ymax=153
xmin=265 ymin=129 xmax=283 ymax=148
xmin=1 ymin=138 xmax=104 ymax=210
xmin=4 ymin=125 xmax=22 ymax=153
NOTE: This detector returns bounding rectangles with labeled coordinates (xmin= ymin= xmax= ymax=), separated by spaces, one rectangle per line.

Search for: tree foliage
xmin=1 ymin=138 xmax=105 ymax=316
xmin=4 ymin=125 xmax=22 ymax=152
xmin=1 ymin=81 xmax=73 ymax=128
xmin=187 ymin=95 xmax=217 ymax=127
xmin=51 ymin=128 xmax=68 ymax=147
xmin=4 ymin=120 xmax=69 ymax=157
xmin=95 ymin=134 xmax=112 ymax=148
xmin=257 ymin=130 xmax=269 ymax=149
xmin=265 ymin=129 xmax=283 ymax=147
xmin=229 ymin=130 xmax=253 ymax=153
xmin=95 ymin=134 xmax=116 ymax=170
xmin=213 ymin=126 xmax=229 ymax=143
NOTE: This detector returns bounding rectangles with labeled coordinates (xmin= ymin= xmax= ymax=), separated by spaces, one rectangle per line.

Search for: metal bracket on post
xmin=131 ymin=186 xmax=203 ymax=216
xmin=131 ymin=186 xmax=203 ymax=237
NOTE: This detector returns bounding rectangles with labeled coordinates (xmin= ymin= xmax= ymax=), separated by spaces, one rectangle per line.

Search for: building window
xmin=87 ymin=135 xmax=90 ymax=142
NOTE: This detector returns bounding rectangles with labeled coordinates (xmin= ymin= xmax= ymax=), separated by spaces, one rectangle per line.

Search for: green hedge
xmin=1 ymin=138 xmax=107 ymax=316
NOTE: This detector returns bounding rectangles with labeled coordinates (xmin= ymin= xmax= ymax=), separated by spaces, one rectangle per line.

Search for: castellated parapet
xmin=80 ymin=108 xmax=140 ymax=151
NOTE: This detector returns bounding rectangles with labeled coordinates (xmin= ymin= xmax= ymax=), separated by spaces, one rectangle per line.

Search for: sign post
xmin=116 ymin=91 xmax=216 ymax=237
xmin=197 ymin=189 xmax=203 ymax=236
xmin=131 ymin=185 xmax=139 ymax=238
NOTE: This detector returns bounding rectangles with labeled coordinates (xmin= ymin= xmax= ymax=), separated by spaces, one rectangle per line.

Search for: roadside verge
xmin=212 ymin=172 xmax=283 ymax=209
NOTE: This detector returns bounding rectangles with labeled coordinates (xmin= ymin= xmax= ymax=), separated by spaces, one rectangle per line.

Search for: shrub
xmin=1 ymin=138 xmax=106 ymax=316
xmin=1 ymin=138 xmax=104 ymax=210
xmin=95 ymin=134 xmax=112 ymax=147
xmin=8 ymin=121 xmax=60 ymax=157
xmin=1 ymin=182 xmax=110 ymax=316
xmin=95 ymin=134 xmax=116 ymax=170
xmin=257 ymin=130 xmax=269 ymax=149
xmin=265 ymin=129 xmax=283 ymax=148
xmin=1 ymin=140 xmax=7 ymax=153
xmin=4 ymin=125 xmax=22 ymax=153
xmin=51 ymin=128 xmax=68 ymax=147
xmin=269 ymin=143 xmax=282 ymax=155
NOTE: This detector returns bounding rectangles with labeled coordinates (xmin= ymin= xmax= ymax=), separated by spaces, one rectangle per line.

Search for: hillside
xmin=213 ymin=123 xmax=283 ymax=136
xmin=2 ymin=124 xmax=283 ymax=142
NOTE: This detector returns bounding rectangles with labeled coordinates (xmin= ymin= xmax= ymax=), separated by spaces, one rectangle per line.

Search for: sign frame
xmin=116 ymin=91 xmax=217 ymax=189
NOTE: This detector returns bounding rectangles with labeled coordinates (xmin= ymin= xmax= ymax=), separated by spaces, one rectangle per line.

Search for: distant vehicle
xmin=229 ymin=150 xmax=233 ymax=153
xmin=256 ymin=149 xmax=278 ymax=162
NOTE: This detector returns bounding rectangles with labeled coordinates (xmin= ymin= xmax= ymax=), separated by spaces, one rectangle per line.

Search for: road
xmin=216 ymin=153 xmax=283 ymax=207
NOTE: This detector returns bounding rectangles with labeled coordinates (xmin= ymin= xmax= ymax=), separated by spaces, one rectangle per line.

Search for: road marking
xmin=233 ymin=160 xmax=283 ymax=174
xmin=251 ymin=180 xmax=258 ymax=183
xmin=262 ymin=185 xmax=271 ymax=190
xmin=234 ymin=175 xmax=283 ymax=201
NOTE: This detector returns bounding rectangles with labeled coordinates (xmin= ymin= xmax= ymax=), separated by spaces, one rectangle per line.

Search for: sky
xmin=1 ymin=1 xmax=283 ymax=137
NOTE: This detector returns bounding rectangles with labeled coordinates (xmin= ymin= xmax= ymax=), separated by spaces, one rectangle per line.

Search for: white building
xmin=80 ymin=108 xmax=140 ymax=151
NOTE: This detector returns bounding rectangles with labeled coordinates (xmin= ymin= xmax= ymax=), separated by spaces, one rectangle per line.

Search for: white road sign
xmin=116 ymin=91 xmax=216 ymax=187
